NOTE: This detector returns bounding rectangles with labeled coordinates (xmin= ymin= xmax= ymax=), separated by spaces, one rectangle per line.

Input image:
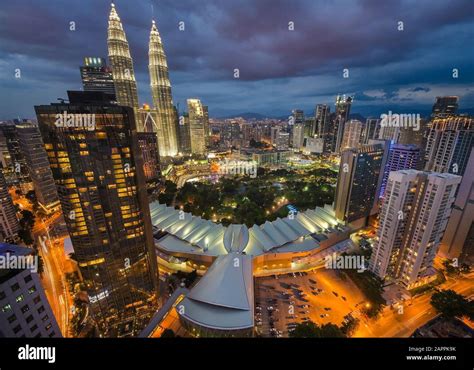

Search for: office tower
xmin=440 ymin=148 xmax=474 ymax=262
xmin=432 ymin=96 xmax=459 ymax=118
xmin=148 ymin=20 xmax=179 ymax=157
xmin=136 ymin=132 xmax=162 ymax=197
xmin=16 ymin=123 xmax=60 ymax=214
xmin=292 ymin=123 xmax=305 ymax=150
xmin=314 ymin=104 xmax=330 ymax=138
xmin=424 ymin=116 xmax=473 ymax=176
xmin=0 ymin=243 xmax=61 ymax=338
xmin=187 ymin=99 xmax=209 ymax=155
xmin=0 ymin=171 xmax=20 ymax=242
xmin=369 ymin=170 xmax=461 ymax=288
xmin=361 ymin=118 xmax=380 ymax=144
xmin=340 ymin=119 xmax=364 ymax=150
xmin=107 ymin=4 xmax=139 ymax=110
xmin=80 ymin=57 xmax=115 ymax=97
xmin=0 ymin=122 xmax=32 ymax=190
xmin=35 ymin=91 xmax=158 ymax=336
xmin=304 ymin=118 xmax=314 ymax=137
xmin=333 ymin=95 xmax=352 ymax=152
xmin=379 ymin=144 xmax=423 ymax=198
xmin=220 ymin=122 xmax=241 ymax=149
xmin=334 ymin=144 xmax=384 ymax=226
xmin=177 ymin=113 xmax=191 ymax=154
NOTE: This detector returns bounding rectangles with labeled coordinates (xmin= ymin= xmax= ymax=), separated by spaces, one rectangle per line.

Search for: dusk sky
xmin=0 ymin=0 xmax=473 ymax=119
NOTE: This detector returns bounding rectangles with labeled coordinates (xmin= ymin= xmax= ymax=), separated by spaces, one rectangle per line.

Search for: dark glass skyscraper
xmin=333 ymin=95 xmax=352 ymax=153
xmin=80 ymin=57 xmax=116 ymax=98
xmin=334 ymin=144 xmax=384 ymax=225
xmin=431 ymin=96 xmax=459 ymax=118
xmin=35 ymin=91 xmax=158 ymax=337
xmin=17 ymin=122 xmax=60 ymax=214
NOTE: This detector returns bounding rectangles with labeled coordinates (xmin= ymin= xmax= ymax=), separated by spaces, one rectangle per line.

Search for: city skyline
xmin=0 ymin=0 xmax=473 ymax=347
xmin=1 ymin=0 xmax=473 ymax=119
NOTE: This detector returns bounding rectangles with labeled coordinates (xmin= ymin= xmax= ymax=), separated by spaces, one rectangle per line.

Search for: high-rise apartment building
xmin=35 ymin=91 xmax=158 ymax=336
xmin=334 ymin=144 xmax=385 ymax=225
xmin=16 ymin=122 xmax=60 ymax=214
xmin=424 ymin=116 xmax=473 ymax=176
xmin=369 ymin=170 xmax=461 ymax=288
xmin=379 ymin=144 xmax=423 ymax=198
xmin=439 ymin=148 xmax=474 ymax=263
xmin=80 ymin=57 xmax=115 ymax=97
xmin=0 ymin=243 xmax=61 ymax=337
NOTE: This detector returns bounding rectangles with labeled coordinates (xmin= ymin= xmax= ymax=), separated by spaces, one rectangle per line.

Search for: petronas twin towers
xmin=107 ymin=3 xmax=178 ymax=157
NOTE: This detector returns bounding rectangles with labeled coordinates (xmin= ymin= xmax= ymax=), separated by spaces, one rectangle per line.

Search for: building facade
xmin=16 ymin=122 xmax=60 ymax=214
xmin=80 ymin=57 xmax=116 ymax=97
xmin=334 ymin=144 xmax=385 ymax=225
xmin=369 ymin=170 xmax=460 ymax=288
xmin=35 ymin=91 xmax=159 ymax=336
xmin=0 ymin=244 xmax=61 ymax=338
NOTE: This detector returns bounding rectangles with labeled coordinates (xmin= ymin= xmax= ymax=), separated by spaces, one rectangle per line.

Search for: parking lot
xmin=255 ymin=268 xmax=367 ymax=337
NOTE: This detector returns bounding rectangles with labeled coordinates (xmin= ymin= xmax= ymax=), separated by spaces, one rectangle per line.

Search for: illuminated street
xmin=354 ymin=272 xmax=474 ymax=337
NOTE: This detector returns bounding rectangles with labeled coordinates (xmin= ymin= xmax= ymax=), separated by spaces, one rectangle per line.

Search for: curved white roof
xmin=179 ymin=254 xmax=254 ymax=330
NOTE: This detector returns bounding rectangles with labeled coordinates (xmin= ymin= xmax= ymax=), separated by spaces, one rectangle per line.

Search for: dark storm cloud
xmin=0 ymin=0 xmax=473 ymax=118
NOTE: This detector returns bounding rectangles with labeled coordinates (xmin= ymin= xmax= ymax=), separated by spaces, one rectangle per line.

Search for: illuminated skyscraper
xmin=432 ymin=96 xmax=459 ymax=118
xmin=148 ymin=20 xmax=178 ymax=157
xmin=187 ymin=99 xmax=209 ymax=155
xmin=424 ymin=116 xmax=473 ymax=175
xmin=80 ymin=57 xmax=115 ymax=97
xmin=334 ymin=144 xmax=385 ymax=226
xmin=0 ymin=171 xmax=19 ymax=242
xmin=340 ymin=119 xmax=364 ymax=150
xmin=107 ymin=4 xmax=140 ymax=114
xmin=333 ymin=95 xmax=352 ymax=152
xmin=369 ymin=170 xmax=460 ymax=288
xmin=35 ymin=91 xmax=159 ymax=337
xmin=17 ymin=122 xmax=60 ymax=214
xmin=313 ymin=104 xmax=330 ymax=138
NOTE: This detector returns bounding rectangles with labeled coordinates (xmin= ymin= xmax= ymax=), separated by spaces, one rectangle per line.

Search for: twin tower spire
xmin=107 ymin=3 xmax=178 ymax=157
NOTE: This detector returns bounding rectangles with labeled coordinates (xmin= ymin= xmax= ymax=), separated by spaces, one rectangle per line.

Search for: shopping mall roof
xmin=150 ymin=201 xmax=345 ymax=257
xmin=178 ymin=253 xmax=254 ymax=331
xmin=149 ymin=201 xmax=348 ymax=334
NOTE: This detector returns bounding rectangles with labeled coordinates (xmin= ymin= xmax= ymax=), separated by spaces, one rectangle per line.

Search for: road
xmin=353 ymin=272 xmax=474 ymax=337
xmin=33 ymin=213 xmax=73 ymax=337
